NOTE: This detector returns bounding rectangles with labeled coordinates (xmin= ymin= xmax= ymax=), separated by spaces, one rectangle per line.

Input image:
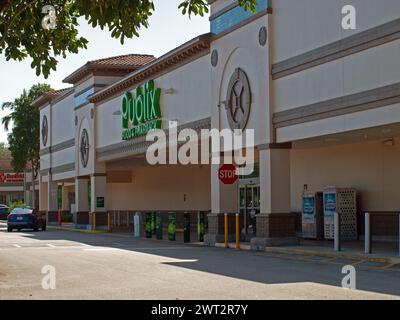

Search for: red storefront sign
xmin=0 ymin=172 xmax=24 ymax=183
xmin=218 ymin=164 xmax=238 ymax=185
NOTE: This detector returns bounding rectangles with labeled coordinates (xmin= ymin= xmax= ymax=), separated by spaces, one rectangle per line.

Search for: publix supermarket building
xmin=34 ymin=0 xmax=400 ymax=246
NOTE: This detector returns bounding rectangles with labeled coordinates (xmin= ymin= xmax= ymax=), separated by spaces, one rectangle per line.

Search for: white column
xmin=39 ymin=180 xmax=47 ymax=212
xmin=334 ymin=212 xmax=341 ymax=252
xmin=211 ymin=163 xmax=221 ymax=214
xmin=75 ymin=178 xmax=89 ymax=213
xmin=47 ymin=177 xmax=58 ymax=213
xmin=365 ymin=212 xmax=371 ymax=254
xmin=90 ymin=174 xmax=107 ymax=213
xmin=61 ymin=184 xmax=70 ymax=211
xmin=259 ymin=148 xmax=291 ymax=214
xmin=211 ymin=163 xmax=238 ymax=214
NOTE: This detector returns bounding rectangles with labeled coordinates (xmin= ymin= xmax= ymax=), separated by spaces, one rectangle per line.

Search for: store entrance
xmin=239 ymin=181 xmax=260 ymax=241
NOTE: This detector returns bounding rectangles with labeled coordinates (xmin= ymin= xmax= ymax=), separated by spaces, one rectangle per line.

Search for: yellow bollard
xmin=224 ymin=213 xmax=228 ymax=248
xmin=92 ymin=212 xmax=96 ymax=232
xmin=107 ymin=212 xmax=111 ymax=232
xmin=235 ymin=213 xmax=240 ymax=250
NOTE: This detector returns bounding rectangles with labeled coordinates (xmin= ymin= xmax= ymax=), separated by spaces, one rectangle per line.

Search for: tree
xmin=0 ymin=0 xmax=257 ymax=78
xmin=1 ymin=84 xmax=52 ymax=200
xmin=0 ymin=142 xmax=11 ymax=159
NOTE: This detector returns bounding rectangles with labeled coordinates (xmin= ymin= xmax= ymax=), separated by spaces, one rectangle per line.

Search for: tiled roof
xmin=89 ymin=54 xmax=156 ymax=67
xmin=46 ymin=88 xmax=72 ymax=98
xmin=89 ymin=34 xmax=211 ymax=103
xmin=31 ymin=87 xmax=73 ymax=108
xmin=63 ymin=54 xmax=156 ymax=84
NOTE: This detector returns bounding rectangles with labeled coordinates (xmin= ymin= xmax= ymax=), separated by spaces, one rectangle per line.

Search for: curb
xmin=215 ymin=241 xmax=400 ymax=264
xmin=263 ymin=246 xmax=400 ymax=265
xmin=48 ymin=226 xmax=109 ymax=234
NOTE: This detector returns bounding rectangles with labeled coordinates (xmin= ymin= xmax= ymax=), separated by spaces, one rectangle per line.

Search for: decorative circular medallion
xmin=211 ymin=49 xmax=218 ymax=67
xmin=80 ymin=129 xmax=89 ymax=168
xmin=258 ymin=26 xmax=267 ymax=46
xmin=225 ymin=68 xmax=252 ymax=131
xmin=41 ymin=115 xmax=48 ymax=146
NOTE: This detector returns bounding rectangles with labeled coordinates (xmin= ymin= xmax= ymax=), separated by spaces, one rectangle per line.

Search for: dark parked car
xmin=0 ymin=205 xmax=9 ymax=220
xmin=7 ymin=207 xmax=46 ymax=232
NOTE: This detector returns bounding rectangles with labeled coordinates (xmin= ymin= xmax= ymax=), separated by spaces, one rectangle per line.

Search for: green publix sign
xmin=121 ymin=80 xmax=162 ymax=140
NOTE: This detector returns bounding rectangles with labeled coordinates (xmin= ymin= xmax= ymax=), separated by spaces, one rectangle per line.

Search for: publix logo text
xmin=122 ymin=80 xmax=162 ymax=140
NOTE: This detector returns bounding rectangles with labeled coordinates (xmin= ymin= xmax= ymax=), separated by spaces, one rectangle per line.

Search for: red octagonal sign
xmin=218 ymin=164 xmax=238 ymax=185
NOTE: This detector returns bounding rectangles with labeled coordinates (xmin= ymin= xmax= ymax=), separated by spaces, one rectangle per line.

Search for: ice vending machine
xmin=302 ymin=192 xmax=324 ymax=239
xmin=323 ymin=188 xmax=357 ymax=240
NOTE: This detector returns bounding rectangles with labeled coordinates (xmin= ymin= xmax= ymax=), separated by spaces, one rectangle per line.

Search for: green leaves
xmin=178 ymin=0 xmax=209 ymax=17
xmin=1 ymin=83 xmax=52 ymax=173
xmin=0 ymin=0 xmax=258 ymax=77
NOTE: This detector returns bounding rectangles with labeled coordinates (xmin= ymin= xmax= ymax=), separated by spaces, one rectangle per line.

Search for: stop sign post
xmin=218 ymin=164 xmax=238 ymax=185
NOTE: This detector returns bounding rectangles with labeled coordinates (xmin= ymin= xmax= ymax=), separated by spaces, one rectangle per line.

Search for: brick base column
xmin=251 ymin=213 xmax=299 ymax=250
xmin=47 ymin=211 xmax=59 ymax=225
xmin=75 ymin=212 xmax=89 ymax=229
xmin=92 ymin=212 xmax=108 ymax=230
xmin=204 ymin=213 xmax=224 ymax=246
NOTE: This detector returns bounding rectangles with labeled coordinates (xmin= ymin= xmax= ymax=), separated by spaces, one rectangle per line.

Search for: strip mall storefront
xmin=0 ymin=160 xmax=24 ymax=206
xmin=35 ymin=0 xmax=400 ymax=248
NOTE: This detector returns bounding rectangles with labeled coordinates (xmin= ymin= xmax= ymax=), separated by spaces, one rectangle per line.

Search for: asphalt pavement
xmin=0 ymin=222 xmax=399 ymax=300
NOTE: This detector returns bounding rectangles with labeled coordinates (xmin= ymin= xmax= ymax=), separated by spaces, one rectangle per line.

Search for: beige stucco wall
xmin=271 ymin=0 xmax=400 ymax=63
xmin=106 ymin=164 xmax=210 ymax=211
xmin=96 ymin=55 xmax=211 ymax=150
xmin=211 ymin=14 xmax=270 ymax=146
xmin=271 ymin=0 xmax=400 ymax=143
xmin=290 ymin=138 xmax=400 ymax=212
xmin=52 ymin=92 xmax=75 ymax=145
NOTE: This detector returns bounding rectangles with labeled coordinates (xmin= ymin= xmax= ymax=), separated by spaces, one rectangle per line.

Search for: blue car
xmin=7 ymin=207 xmax=46 ymax=232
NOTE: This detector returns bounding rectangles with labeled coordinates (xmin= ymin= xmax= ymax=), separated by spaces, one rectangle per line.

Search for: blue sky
xmin=0 ymin=0 xmax=209 ymax=143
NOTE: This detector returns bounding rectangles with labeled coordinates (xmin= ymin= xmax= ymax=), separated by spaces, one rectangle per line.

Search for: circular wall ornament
xmin=225 ymin=68 xmax=252 ymax=131
xmin=259 ymin=26 xmax=267 ymax=46
xmin=80 ymin=129 xmax=89 ymax=168
xmin=41 ymin=115 xmax=48 ymax=146
xmin=211 ymin=49 xmax=218 ymax=67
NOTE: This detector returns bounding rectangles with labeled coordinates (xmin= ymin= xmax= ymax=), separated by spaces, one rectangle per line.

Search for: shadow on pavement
xmin=1 ymin=223 xmax=400 ymax=297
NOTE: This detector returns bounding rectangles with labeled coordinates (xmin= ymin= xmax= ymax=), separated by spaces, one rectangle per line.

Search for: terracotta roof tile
xmin=31 ymin=87 xmax=73 ymax=108
xmin=89 ymin=54 xmax=156 ymax=67
xmin=46 ymin=88 xmax=72 ymax=98
xmin=63 ymin=54 xmax=156 ymax=84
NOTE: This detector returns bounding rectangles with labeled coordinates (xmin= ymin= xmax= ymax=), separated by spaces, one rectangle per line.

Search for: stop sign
xmin=218 ymin=164 xmax=238 ymax=185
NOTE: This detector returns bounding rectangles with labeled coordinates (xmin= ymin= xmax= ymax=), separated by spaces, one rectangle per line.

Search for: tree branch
xmin=0 ymin=0 xmax=41 ymax=47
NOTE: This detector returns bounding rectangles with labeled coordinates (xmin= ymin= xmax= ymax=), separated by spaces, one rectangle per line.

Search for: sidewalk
xmin=48 ymin=224 xmax=400 ymax=265
xmin=215 ymin=239 xmax=400 ymax=265
xmin=48 ymin=223 xmax=110 ymax=234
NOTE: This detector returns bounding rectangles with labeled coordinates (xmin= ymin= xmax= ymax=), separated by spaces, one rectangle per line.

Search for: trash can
xmin=156 ymin=212 xmax=163 ymax=240
xmin=168 ymin=212 xmax=176 ymax=241
xmin=151 ymin=212 xmax=156 ymax=235
xmin=197 ymin=211 xmax=205 ymax=242
xmin=184 ymin=212 xmax=190 ymax=243
xmin=145 ymin=212 xmax=152 ymax=238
